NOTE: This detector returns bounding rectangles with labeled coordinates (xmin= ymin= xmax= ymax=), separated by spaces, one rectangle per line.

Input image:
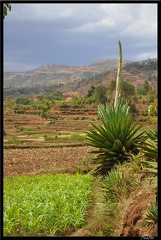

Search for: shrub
xmin=86 ymin=101 xmax=145 ymax=175
xmin=145 ymin=204 xmax=158 ymax=225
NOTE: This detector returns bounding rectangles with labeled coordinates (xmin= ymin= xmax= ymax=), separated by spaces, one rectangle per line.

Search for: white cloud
xmin=7 ymin=4 xmax=75 ymax=21
xmin=136 ymin=51 xmax=157 ymax=61
xmin=4 ymin=3 xmax=157 ymax=71
xmin=121 ymin=4 xmax=157 ymax=38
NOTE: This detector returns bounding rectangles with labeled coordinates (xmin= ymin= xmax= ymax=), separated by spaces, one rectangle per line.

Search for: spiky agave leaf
xmin=141 ymin=129 xmax=157 ymax=161
xmin=86 ymin=101 xmax=145 ymax=175
xmin=145 ymin=204 xmax=158 ymax=225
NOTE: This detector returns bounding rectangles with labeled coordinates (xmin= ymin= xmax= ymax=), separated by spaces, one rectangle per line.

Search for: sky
xmin=4 ymin=3 xmax=157 ymax=72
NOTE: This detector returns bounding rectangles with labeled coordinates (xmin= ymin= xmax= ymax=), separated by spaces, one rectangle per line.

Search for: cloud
xmin=7 ymin=3 xmax=75 ymax=22
xmin=135 ymin=51 xmax=157 ymax=61
xmin=122 ymin=4 xmax=157 ymax=37
xmin=4 ymin=3 xmax=157 ymax=72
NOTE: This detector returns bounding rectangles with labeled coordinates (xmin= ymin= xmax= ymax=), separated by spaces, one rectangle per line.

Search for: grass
xmin=43 ymin=133 xmax=86 ymax=142
xmin=101 ymin=158 xmax=143 ymax=234
xmin=4 ymin=173 xmax=94 ymax=236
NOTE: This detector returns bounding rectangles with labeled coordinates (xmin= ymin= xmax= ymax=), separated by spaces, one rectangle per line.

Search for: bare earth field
xmin=3 ymin=107 xmax=157 ymax=236
xmin=4 ymin=146 xmax=157 ymax=237
xmin=4 ymin=146 xmax=95 ymax=178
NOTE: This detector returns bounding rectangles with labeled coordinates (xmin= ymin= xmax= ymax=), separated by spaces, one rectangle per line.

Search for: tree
xmin=137 ymin=80 xmax=150 ymax=95
xmin=108 ymin=79 xmax=116 ymax=92
xmin=108 ymin=79 xmax=135 ymax=101
xmin=142 ymin=80 xmax=150 ymax=95
xmin=120 ymin=80 xmax=135 ymax=100
xmin=15 ymin=96 xmax=33 ymax=105
xmin=36 ymin=100 xmax=51 ymax=124
xmin=3 ymin=3 xmax=11 ymax=19
xmin=94 ymin=85 xmax=107 ymax=104
xmin=87 ymin=85 xmax=95 ymax=98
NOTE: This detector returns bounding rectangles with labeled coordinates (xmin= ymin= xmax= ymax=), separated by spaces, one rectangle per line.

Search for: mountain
xmin=4 ymin=59 xmax=131 ymax=88
xmin=3 ymin=58 xmax=157 ymax=98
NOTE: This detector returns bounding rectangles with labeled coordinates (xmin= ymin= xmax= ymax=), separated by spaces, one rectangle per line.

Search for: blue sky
xmin=4 ymin=3 xmax=157 ymax=72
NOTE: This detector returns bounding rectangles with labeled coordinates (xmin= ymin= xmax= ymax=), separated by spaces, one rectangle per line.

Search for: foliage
xmin=102 ymin=159 xmax=142 ymax=233
xmin=7 ymin=136 xmax=21 ymax=146
xmin=38 ymin=90 xmax=63 ymax=101
xmin=4 ymin=174 xmax=93 ymax=236
xmin=148 ymin=105 xmax=157 ymax=116
xmin=4 ymin=84 xmax=64 ymax=99
xmin=108 ymin=79 xmax=116 ymax=92
xmin=120 ymin=80 xmax=135 ymax=99
xmin=129 ymin=103 xmax=138 ymax=114
xmin=35 ymin=100 xmax=52 ymax=121
xmin=141 ymin=129 xmax=157 ymax=161
xmin=43 ymin=133 xmax=86 ymax=142
xmin=103 ymin=170 xmax=131 ymax=202
xmin=86 ymin=101 xmax=145 ymax=175
xmin=108 ymin=79 xmax=135 ymax=101
xmin=94 ymin=85 xmax=107 ymax=104
xmin=3 ymin=3 xmax=11 ymax=19
xmin=87 ymin=85 xmax=95 ymax=98
xmin=140 ymin=129 xmax=157 ymax=176
xmin=124 ymin=58 xmax=157 ymax=72
xmin=145 ymin=204 xmax=158 ymax=225
xmin=102 ymin=157 xmax=142 ymax=203
xmin=137 ymin=80 xmax=150 ymax=95
xmin=15 ymin=96 xmax=33 ymax=105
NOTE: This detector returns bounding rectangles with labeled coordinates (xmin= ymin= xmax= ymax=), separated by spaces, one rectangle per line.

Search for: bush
xmin=145 ymin=204 xmax=158 ymax=225
xmin=86 ymin=101 xmax=145 ymax=175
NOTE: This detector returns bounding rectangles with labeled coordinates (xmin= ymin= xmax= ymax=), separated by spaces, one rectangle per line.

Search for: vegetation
xmin=145 ymin=204 xmax=158 ymax=225
xmin=4 ymin=173 xmax=93 ymax=236
xmin=86 ymin=101 xmax=145 ymax=175
xmin=3 ymin=40 xmax=157 ymax=236
xmin=114 ymin=40 xmax=122 ymax=108
xmin=3 ymin=3 xmax=11 ymax=19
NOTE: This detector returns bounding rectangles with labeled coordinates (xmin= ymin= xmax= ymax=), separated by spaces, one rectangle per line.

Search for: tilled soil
xmin=3 ymin=146 xmax=157 ymax=237
xmin=4 ymin=146 xmax=95 ymax=178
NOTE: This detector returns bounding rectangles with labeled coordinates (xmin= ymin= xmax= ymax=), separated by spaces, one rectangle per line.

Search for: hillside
xmin=4 ymin=59 xmax=130 ymax=88
xmin=58 ymin=59 xmax=157 ymax=95
xmin=3 ymin=58 xmax=157 ymax=98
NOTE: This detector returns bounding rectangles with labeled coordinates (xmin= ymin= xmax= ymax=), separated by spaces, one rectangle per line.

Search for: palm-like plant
xmin=141 ymin=129 xmax=157 ymax=160
xmin=140 ymin=129 xmax=157 ymax=175
xmin=145 ymin=203 xmax=158 ymax=225
xmin=86 ymin=101 xmax=145 ymax=175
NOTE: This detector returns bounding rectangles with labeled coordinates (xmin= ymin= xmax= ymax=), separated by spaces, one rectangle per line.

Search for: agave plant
xmin=140 ymin=128 xmax=158 ymax=203
xmin=140 ymin=129 xmax=157 ymax=175
xmin=86 ymin=101 xmax=145 ymax=175
xmin=141 ymin=128 xmax=157 ymax=161
xmin=145 ymin=203 xmax=158 ymax=225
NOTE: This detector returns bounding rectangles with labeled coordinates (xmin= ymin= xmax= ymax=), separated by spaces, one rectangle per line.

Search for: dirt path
xmin=4 ymin=146 xmax=95 ymax=178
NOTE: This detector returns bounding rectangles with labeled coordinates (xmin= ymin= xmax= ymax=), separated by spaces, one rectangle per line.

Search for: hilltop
xmin=4 ymin=59 xmax=130 ymax=88
xmin=4 ymin=58 xmax=157 ymax=98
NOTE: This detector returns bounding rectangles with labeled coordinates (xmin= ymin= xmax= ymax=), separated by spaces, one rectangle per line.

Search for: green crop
xmin=4 ymin=173 xmax=93 ymax=236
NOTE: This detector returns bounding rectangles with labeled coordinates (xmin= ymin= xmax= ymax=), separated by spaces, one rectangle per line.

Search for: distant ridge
xmin=4 ymin=59 xmax=130 ymax=88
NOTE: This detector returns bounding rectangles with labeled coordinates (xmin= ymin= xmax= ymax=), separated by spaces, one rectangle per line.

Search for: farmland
xmin=3 ymin=76 xmax=157 ymax=237
xmin=4 ymin=98 xmax=156 ymax=236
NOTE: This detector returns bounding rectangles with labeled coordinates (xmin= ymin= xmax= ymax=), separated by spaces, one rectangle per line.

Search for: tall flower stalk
xmin=114 ymin=40 xmax=122 ymax=108
xmin=86 ymin=40 xmax=145 ymax=175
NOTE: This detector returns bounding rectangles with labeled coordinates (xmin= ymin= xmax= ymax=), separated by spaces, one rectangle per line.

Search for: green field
xmin=4 ymin=173 xmax=94 ymax=236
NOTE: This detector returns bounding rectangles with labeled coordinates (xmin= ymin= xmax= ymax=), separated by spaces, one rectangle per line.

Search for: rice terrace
xmin=3 ymin=43 xmax=158 ymax=236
